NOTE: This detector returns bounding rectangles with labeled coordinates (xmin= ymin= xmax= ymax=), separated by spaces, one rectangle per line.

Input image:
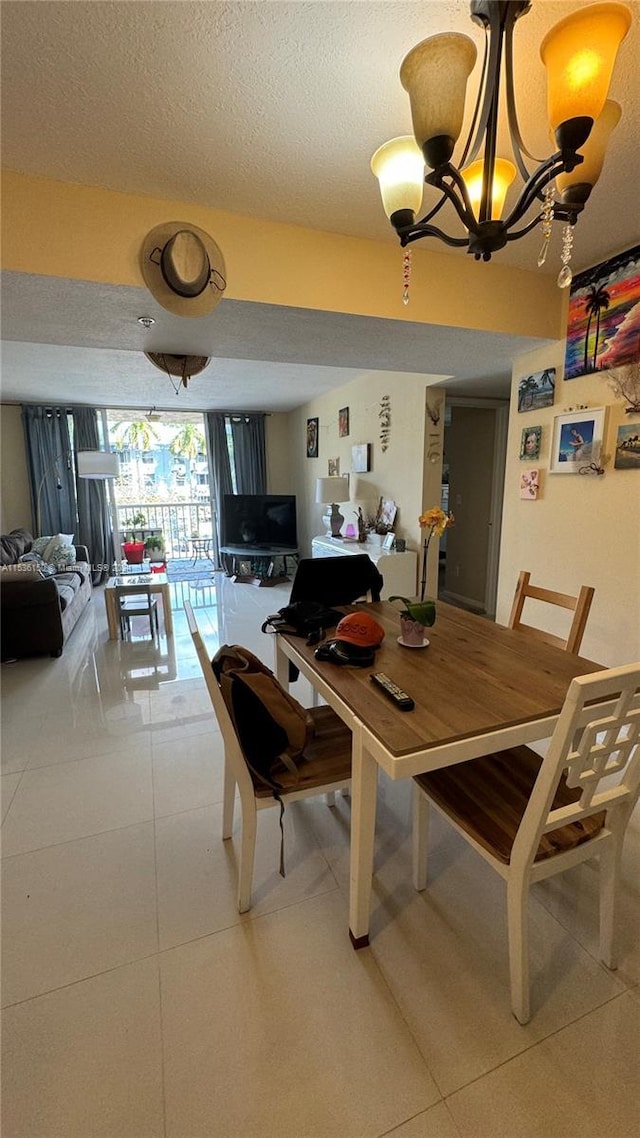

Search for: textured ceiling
xmin=1 ymin=1 xmax=638 ymax=410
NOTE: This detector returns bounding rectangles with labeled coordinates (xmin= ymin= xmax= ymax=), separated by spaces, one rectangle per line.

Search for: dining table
xmin=273 ymin=600 xmax=604 ymax=948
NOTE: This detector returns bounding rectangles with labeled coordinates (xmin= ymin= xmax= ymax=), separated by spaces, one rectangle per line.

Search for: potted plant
xmin=144 ymin=533 xmax=165 ymax=564
xmin=121 ymin=537 xmax=146 ymax=564
xmin=388 ymin=596 xmax=436 ymax=648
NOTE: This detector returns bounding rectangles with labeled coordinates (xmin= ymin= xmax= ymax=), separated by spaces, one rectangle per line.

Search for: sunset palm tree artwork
xmin=564 ymin=245 xmax=640 ymax=381
xmin=583 ymin=285 xmax=611 ymax=373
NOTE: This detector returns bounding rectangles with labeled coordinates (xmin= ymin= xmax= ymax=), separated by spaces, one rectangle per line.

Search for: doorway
xmin=439 ymin=398 xmax=508 ymax=618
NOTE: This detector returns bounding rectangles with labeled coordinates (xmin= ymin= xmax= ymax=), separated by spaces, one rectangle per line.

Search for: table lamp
xmin=316 ymin=476 xmax=350 ymax=538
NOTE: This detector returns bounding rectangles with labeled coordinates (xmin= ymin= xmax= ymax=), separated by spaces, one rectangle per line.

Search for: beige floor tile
xmin=384 ymin=1101 xmax=462 ymax=1137
xmin=25 ymin=724 xmax=153 ymax=768
xmin=1 ymin=772 xmax=22 ymax=822
xmin=1 ymin=822 xmax=157 ymax=1005
xmin=150 ymin=711 xmax=219 ymax=745
xmin=155 ymin=799 xmax=339 ymax=949
xmin=160 ymin=891 xmax=439 ymax=1138
xmin=446 ymin=992 xmax=640 ymax=1138
xmin=533 ymin=796 xmax=640 ymax=985
xmin=367 ymin=815 xmax=626 ymax=1096
xmin=1 ymin=957 xmax=164 ymax=1138
xmin=147 ymin=676 xmax=214 ymax=724
xmin=152 ymin=729 xmax=224 ymax=817
xmin=0 ymin=752 xmax=153 ymax=856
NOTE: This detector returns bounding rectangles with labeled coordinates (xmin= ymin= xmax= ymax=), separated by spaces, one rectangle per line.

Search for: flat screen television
xmin=221 ymin=494 xmax=298 ymax=550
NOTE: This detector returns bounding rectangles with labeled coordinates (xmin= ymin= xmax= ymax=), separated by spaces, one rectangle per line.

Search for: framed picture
xmin=614 ymin=424 xmax=640 ymax=470
xmin=327 ymin=457 xmax=340 ymax=476
xmin=351 ymin=443 xmax=371 ymax=473
xmin=382 ymin=532 xmax=395 ymax=550
xmin=379 ymin=499 xmax=397 ymax=528
xmin=517 ymin=368 xmax=555 ymax=412
xmin=306 ymin=417 xmax=319 ymax=458
xmin=519 ymin=425 xmax=541 ymax=460
xmin=519 ymin=469 xmax=540 ymax=499
xmin=565 ymin=243 xmax=640 ymax=380
xmin=339 ymin=407 xmax=350 ymax=437
xmin=549 ymin=408 xmax=606 ymax=473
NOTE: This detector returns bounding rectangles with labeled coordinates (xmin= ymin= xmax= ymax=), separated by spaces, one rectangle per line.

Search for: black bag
xmin=211 ymin=645 xmax=315 ymax=875
xmin=261 ymin=600 xmax=342 ymax=638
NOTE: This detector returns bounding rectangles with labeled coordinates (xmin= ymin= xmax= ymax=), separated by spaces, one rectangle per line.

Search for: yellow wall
xmin=496 ymin=342 xmax=640 ymax=666
xmin=0 ymin=406 xmax=32 ymax=532
xmin=1 ymin=170 xmax=562 ymax=340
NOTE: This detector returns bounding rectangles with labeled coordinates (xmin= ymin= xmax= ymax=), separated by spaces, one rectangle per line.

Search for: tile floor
xmin=1 ymin=574 xmax=638 ymax=1138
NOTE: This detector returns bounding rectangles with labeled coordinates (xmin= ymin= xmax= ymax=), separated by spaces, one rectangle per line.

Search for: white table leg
xmin=349 ymin=723 xmax=377 ymax=948
xmin=274 ymin=639 xmax=289 ymax=688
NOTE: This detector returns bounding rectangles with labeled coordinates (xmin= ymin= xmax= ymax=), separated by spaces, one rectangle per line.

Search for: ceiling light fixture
xmin=144 ymin=352 xmax=211 ymax=395
xmin=370 ymin=2 xmax=631 ymax=297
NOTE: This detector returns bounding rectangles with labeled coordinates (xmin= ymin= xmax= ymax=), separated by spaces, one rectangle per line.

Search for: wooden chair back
xmin=114 ymin=584 xmax=158 ymax=638
xmin=508 ymin=570 xmax=594 ymax=654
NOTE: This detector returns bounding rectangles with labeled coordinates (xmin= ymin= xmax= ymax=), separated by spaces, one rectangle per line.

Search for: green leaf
xmin=404 ymin=601 xmax=436 ymax=627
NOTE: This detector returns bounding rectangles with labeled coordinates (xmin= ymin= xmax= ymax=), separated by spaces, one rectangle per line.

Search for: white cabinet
xmin=311 ymin=536 xmax=417 ymax=600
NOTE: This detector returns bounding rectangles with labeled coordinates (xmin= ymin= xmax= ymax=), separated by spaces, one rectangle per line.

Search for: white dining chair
xmin=412 ymin=663 xmax=640 ymax=1024
xmin=184 ymin=602 xmax=352 ymax=913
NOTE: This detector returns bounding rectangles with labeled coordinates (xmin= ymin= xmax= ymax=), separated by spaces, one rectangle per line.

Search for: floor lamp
xmin=76 ymin=450 xmax=121 ymax=572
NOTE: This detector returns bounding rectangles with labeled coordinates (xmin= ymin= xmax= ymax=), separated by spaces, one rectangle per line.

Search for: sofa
xmin=1 ymin=528 xmax=93 ymax=659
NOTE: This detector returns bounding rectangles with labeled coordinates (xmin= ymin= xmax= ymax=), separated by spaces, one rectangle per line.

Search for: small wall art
xmin=549 ymin=407 xmax=606 ymax=473
xmin=328 ymin=457 xmax=340 ymax=476
xmin=351 ymin=443 xmax=371 ymax=473
xmin=519 ymin=425 xmax=541 ymax=460
xmin=517 ymin=368 xmax=555 ymax=412
xmin=614 ymin=424 xmax=640 ymax=470
xmin=338 ymin=407 xmax=350 ymax=437
xmin=564 ymin=243 xmax=640 ymax=380
xmin=520 ymin=469 xmax=540 ymax=499
xmin=306 ymin=417 xmax=319 ymax=458
xmin=379 ymin=395 xmax=391 ymax=451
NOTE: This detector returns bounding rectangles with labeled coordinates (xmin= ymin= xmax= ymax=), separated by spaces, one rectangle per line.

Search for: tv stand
xmin=220 ymin=544 xmax=300 ymax=582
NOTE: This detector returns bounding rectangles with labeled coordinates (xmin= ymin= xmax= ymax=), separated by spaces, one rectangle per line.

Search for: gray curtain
xmin=230 ymin=414 xmax=267 ymax=494
xmin=22 ymin=405 xmax=76 ymax=537
xmin=72 ymin=407 xmax=112 ymax=584
xmin=205 ymin=412 xmax=234 ymax=566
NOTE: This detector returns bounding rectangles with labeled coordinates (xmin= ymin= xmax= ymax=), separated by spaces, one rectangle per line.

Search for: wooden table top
xmin=279 ymin=601 xmax=603 ymax=760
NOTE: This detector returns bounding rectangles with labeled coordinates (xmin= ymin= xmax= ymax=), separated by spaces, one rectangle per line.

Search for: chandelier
xmin=370 ymin=2 xmax=631 ymax=294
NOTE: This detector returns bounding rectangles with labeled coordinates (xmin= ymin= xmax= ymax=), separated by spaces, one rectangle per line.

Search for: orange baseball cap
xmin=335 ymin=612 xmax=385 ymax=649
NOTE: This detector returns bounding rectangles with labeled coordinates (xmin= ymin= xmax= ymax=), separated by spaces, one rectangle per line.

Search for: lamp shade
xmin=400 ymin=33 xmax=477 ymax=168
xmin=556 ymin=100 xmax=622 ymax=204
xmin=541 ymin=3 xmax=631 ymax=133
xmin=370 ymin=136 xmax=424 ymax=221
xmin=315 ymin=477 xmax=349 ymax=505
xmin=76 ymin=450 xmax=120 ymax=479
xmin=461 ymin=158 xmax=517 ymax=220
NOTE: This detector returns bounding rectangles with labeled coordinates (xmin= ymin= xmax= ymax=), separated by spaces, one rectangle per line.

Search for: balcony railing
xmin=116 ymin=501 xmax=216 ymax=561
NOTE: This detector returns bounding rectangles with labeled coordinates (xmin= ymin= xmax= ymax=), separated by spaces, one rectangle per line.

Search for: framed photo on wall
xmin=339 ymin=407 xmax=350 ymax=437
xmin=306 ymin=417 xmax=319 ymax=458
xmin=549 ymin=408 xmax=606 ymax=473
xmin=351 ymin=443 xmax=371 ymax=473
xmin=519 ymin=425 xmax=541 ymax=460
xmin=328 ymin=457 xmax=340 ymax=476
xmin=517 ymin=368 xmax=555 ymax=412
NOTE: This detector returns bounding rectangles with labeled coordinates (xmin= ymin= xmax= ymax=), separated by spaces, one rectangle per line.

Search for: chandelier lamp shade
xmin=370 ymin=1 xmax=631 ymax=285
xmin=316 ymin=476 xmax=350 ymax=538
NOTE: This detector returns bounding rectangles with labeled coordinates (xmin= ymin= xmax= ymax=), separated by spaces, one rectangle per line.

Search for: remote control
xmin=370 ymin=672 xmax=415 ymax=711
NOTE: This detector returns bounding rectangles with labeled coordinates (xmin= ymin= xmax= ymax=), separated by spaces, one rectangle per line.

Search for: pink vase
xmin=399 ymin=615 xmax=426 ymax=647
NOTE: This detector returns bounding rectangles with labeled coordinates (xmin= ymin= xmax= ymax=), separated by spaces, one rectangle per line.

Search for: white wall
xmin=289 ymin=371 xmax=442 ymax=572
xmin=265 ymin=413 xmax=294 ymax=493
xmin=496 ymin=342 xmax=640 ymax=666
xmin=0 ymin=405 xmax=31 ymax=533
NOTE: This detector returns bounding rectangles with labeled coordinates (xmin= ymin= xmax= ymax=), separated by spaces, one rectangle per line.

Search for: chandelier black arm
xmin=436 ymin=166 xmax=479 ymax=231
xmin=501 ymin=153 xmax=567 ymax=231
xmin=399 ymin=225 xmax=470 ymax=249
xmin=414 ymin=189 xmax=450 ymax=228
xmin=504 ymin=18 xmax=546 ymax=181
xmin=504 ymin=214 xmax=546 ymax=242
xmin=465 ymin=8 xmax=503 ymax=167
xmin=458 ymin=24 xmax=489 ymax=169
